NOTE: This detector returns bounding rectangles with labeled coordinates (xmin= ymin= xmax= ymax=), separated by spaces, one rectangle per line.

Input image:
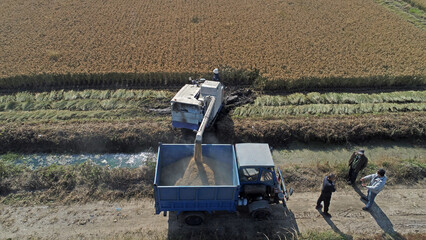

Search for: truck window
xmin=260 ymin=169 xmax=273 ymax=182
xmin=240 ymin=168 xmax=259 ymax=182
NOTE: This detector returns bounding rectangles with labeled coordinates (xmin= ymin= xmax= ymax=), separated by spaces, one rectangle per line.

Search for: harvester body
xmin=171 ymin=80 xmax=224 ymax=131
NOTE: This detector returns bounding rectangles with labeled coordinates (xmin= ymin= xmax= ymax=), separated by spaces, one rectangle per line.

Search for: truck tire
xmin=252 ymin=208 xmax=272 ymax=220
xmin=182 ymin=212 xmax=205 ymax=226
xmin=248 ymin=200 xmax=272 ymax=220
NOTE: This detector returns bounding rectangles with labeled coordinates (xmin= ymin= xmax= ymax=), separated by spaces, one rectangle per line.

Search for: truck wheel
xmin=248 ymin=200 xmax=272 ymax=220
xmin=182 ymin=212 xmax=205 ymax=226
xmin=252 ymin=209 xmax=271 ymax=220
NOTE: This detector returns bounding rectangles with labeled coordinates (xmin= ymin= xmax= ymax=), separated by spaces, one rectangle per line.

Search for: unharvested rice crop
xmin=1 ymin=0 xmax=425 ymax=89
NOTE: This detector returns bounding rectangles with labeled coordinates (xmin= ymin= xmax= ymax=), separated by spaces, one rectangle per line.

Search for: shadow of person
xmin=167 ymin=205 xmax=300 ymax=240
xmin=354 ymin=185 xmax=405 ymax=240
xmin=352 ymin=184 xmax=367 ymax=199
xmin=316 ymin=209 xmax=353 ymax=240
xmin=363 ymin=204 xmax=405 ymax=239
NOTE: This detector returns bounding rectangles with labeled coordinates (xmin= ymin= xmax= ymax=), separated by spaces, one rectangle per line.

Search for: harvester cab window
xmin=172 ymin=103 xmax=184 ymax=112
xmin=240 ymin=168 xmax=260 ymax=182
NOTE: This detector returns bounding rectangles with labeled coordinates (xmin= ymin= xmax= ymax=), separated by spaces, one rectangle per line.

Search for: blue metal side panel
xmin=172 ymin=121 xmax=199 ymax=131
xmin=154 ymin=144 xmax=240 ymax=214
xmin=156 ymin=186 xmax=238 ymax=213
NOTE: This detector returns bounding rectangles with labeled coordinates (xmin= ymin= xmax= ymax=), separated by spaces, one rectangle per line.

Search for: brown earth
xmin=1 ymin=187 xmax=425 ymax=240
xmin=0 ymin=112 xmax=424 ymax=153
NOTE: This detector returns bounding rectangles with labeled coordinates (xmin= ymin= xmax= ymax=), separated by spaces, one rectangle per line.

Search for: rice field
xmin=233 ymin=91 xmax=426 ymax=117
xmin=253 ymin=91 xmax=426 ymax=106
xmin=0 ymin=89 xmax=173 ymax=122
xmin=1 ymin=0 xmax=425 ymax=90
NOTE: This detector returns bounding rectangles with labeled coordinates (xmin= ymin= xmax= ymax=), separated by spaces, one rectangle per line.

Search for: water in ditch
xmin=1 ymin=151 xmax=157 ymax=169
xmin=1 ymin=140 xmax=424 ymax=169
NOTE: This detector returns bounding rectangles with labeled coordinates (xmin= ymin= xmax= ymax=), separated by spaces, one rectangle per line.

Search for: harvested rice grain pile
xmin=175 ymin=156 xmax=215 ymax=185
xmin=160 ymin=155 xmax=232 ymax=186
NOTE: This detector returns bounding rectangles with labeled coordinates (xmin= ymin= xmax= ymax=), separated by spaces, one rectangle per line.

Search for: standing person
xmin=212 ymin=68 xmax=220 ymax=81
xmin=316 ymin=173 xmax=336 ymax=217
xmin=347 ymin=149 xmax=368 ymax=185
xmin=360 ymin=169 xmax=387 ymax=211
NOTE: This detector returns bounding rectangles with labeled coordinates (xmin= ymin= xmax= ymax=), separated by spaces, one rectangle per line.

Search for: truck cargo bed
xmin=154 ymin=144 xmax=240 ymax=214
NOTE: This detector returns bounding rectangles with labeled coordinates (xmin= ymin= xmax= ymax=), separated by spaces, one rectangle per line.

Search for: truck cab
xmin=235 ymin=143 xmax=292 ymax=218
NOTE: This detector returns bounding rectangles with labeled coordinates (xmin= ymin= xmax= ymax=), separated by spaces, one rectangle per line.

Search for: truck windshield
xmin=240 ymin=168 xmax=259 ymax=182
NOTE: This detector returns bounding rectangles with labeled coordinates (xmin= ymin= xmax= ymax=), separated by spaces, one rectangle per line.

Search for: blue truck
xmin=154 ymin=143 xmax=292 ymax=225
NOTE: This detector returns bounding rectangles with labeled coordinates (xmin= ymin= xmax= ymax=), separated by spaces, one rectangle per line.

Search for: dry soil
xmin=1 ymin=187 xmax=425 ymax=239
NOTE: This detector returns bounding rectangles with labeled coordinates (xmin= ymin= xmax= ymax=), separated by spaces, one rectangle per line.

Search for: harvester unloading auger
xmin=194 ymin=96 xmax=215 ymax=161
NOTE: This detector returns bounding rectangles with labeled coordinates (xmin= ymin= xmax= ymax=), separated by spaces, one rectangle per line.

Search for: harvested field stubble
xmin=0 ymin=113 xmax=424 ymax=153
xmin=222 ymin=113 xmax=426 ymax=144
xmin=0 ymin=0 xmax=425 ymax=90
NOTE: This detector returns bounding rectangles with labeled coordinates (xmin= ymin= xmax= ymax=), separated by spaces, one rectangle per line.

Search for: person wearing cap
xmin=212 ymin=68 xmax=220 ymax=81
xmin=360 ymin=169 xmax=387 ymax=211
xmin=316 ymin=173 xmax=336 ymax=217
xmin=347 ymin=149 xmax=368 ymax=185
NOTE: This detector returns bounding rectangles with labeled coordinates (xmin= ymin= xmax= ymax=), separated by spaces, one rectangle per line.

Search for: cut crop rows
xmin=233 ymin=103 xmax=426 ymax=118
xmin=234 ymin=91 xmax=426 ymax=117
xmin=0 ymin=89 xmax=173 ymax=122
xmin=254 ymin=91 xmax=426 ymax=106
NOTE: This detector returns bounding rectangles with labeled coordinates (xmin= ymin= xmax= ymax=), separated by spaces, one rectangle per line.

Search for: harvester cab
xmin=235 ymin=143 xmax=293 ymax=218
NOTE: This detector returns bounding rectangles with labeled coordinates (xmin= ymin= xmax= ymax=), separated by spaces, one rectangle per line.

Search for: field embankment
xmin=0 ymin=112 xmax=424 ymax=153
xmin=1 ymin=150 xmax=424 ymax=205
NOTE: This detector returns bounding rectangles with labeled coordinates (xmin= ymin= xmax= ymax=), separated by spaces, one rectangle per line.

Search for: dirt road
xmin=1 ymin=187 xmax=425 ymax=239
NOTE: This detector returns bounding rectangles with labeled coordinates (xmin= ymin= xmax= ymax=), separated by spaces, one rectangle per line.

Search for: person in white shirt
xmin=360 ymin=168 xmax=387 ymax=211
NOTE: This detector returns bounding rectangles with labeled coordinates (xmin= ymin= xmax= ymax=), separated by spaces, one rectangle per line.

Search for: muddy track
xmin=1 ymin=187 xmax=425 ymax=239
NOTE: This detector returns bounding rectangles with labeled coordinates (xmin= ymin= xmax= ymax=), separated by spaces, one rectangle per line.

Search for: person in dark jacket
xmin=212 ymin=68 xmax=220 ymax=81
xmin=316 ymin=173 xmax=336 ymax=217
xmin=347 ymin=149 xmax=368 ymax=185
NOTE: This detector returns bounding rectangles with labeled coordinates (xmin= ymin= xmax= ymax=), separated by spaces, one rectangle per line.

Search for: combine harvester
xmin=170 ymin=78 xmax=224 ymax=131
xmin=154 ymin=71 xmax=293 ymax=225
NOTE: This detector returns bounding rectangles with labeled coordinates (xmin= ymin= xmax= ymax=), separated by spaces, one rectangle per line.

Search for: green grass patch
xmin=281 ymin=157 xmax=426 ymax=189
xmin=375 ymin=0 xmax=426 ymax=31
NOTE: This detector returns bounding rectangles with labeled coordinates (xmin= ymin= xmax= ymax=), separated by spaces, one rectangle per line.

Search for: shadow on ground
xmin=353 ymin=184 xmax=405 ymax=240
xmin=167 ymin=205 xmax=299 ymax=240
xmin=316 ymin=209 xmax=353 ymax=240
